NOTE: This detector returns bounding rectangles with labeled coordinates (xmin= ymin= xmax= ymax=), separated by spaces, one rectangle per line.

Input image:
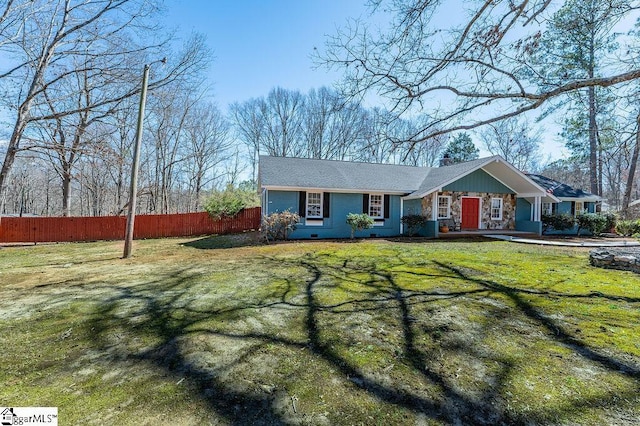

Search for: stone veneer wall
xmin=590 ymin=248 xmax=640 ymax=274
xmin=421 ymin=192 xmax=516 ymax=229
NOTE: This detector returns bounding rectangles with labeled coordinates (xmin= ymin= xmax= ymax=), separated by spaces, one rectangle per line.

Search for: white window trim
xmin=490 ymin=198 xmax=503 ymax=221
xmin=575 ymin=201 xmax=585 ymax=216
xmin=437 ymin=196 xmax=451 ymax=219
xmin=368 ymin=193 xmax=384 ymax=219
xmin=306 ymin=192 xmax=323 ymax=219
xmin=541 ymin=202 xmax=553 ymax=216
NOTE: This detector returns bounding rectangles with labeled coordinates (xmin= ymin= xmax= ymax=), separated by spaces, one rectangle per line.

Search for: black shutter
xmin=571 ymin=202 xmax=575 ymax=216
xmin=362 ymin=194 xmax=369 ymax=214
xmin=299 ymin=191 xmax=306 ymax=217
xmin=323 ymin=192 xmax=330 ymax=218
xmin=384 ymin=194 xmax=390 ymax=219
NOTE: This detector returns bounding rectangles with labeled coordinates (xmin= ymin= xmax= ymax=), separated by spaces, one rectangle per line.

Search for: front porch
xmin=436 ymin=229 xmax=539 ymax=239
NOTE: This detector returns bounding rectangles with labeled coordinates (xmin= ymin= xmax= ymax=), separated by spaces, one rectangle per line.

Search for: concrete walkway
xmin=486 ymin=234 xmax=640 ymax=247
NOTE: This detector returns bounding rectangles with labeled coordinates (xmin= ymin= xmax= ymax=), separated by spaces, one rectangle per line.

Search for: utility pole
xmin=123 ymin=63 xmax=150 ymax=258
xmin=123 ymin=58 xmax=165 ymax=258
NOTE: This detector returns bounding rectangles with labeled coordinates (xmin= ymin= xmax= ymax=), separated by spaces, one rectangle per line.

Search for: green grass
xmin=0 ymin=236 xmax=638 ymax=425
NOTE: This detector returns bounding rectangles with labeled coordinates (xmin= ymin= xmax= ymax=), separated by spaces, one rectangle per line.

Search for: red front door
xmin=461 ymin=198 xmax=480 ymax=230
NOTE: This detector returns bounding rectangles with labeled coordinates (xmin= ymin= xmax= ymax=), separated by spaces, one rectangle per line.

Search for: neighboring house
xmin=526 ymin=173 xmax=603 ymax=234
xmin=259 ymin=155 xmax=560 ymax=239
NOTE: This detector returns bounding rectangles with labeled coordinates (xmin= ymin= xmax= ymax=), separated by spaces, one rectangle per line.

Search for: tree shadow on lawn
xmin=83 ymin=254 xmax=640 ymax=425
xmin=182 ymin=232 xmax=263 ymax=250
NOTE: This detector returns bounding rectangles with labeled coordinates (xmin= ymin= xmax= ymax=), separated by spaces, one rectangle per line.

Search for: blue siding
xmin=557 ymin=201 xmax=572 ymax=215
xmin=516 ymin=198 xmax=531 ymax=222
xmin=423 ymin=221 xmax=438 ymax=237
xmin=402 ymin=199 xmax=437 ymax=237
xmin=267 ymin=190 xmax=299 ymax=214
xmin=516 ymin=221 xmax=542 ymax=234
xmin=513 ymin=198 xmax=541 ymax=235
xmin=265 ymin=190 xmax=402 ymax=239
xmin=403 ymin=199 xmax=422 ymax=216
xmin=444 ymin=169 xmax=513 ymax=194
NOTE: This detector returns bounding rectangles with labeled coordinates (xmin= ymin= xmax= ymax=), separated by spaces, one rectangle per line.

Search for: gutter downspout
xmin=400 ymin=197 xmax=404 ymax=235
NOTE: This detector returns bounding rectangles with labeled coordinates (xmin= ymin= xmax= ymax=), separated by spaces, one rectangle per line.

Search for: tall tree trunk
xmin=597 ymin=125 xmax=603 ymax=196
xmin=588 ymin=88 xmax=599 ymax=195
xmin=0 ymin=115 xmax=29 ymax=217
xmin=621 ymin=112 xmax=640 ymax=218
xmin=61 ymin=165 xmax=72 ymax=217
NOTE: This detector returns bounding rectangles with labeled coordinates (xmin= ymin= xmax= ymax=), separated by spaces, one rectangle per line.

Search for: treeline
xmin=4 ymin=84 xmax=455 ymax=217
xmin=3 ymin=0 xmax=640 ymax=218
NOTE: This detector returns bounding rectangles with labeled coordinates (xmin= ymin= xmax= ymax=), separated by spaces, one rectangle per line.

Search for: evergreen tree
xmin=445 ymin=133 xmax=479 ymax=164
xmin=526 ymin=0 xmax=627 ymax=195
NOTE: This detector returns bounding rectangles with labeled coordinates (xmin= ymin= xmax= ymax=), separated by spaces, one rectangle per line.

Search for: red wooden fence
xmin=0 ymin=207 xmax=261 ymax=243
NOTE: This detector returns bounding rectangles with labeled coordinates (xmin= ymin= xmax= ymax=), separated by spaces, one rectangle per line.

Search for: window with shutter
xmin=368 ymin=194 xmax=383 ymax=218
xmin=323 ymin=193 xmax=330 ymax=218
xmin=306 ymin=192 xmax=322 ymax=218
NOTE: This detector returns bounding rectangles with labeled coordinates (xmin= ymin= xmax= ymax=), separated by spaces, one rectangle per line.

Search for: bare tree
xmin=262 ymin=87 xmax=306 ymax=157
xmin=395 ymin=117 xmax=449 ymax=167
xmin=479 ymin=117 xmax=541 ymax=171
xmin=303 ymin=86 xmax=367 ymax=160
xmin=28 ymin=57 xmax=119 ymax=216
xmin=0 ymin=0 xmax=210 ymax=215
xmin=319 ymin=0 xmax=640 ymax=146
xmin=103 ymin=100 xmax=139 ymax=214
xmin=143 ymin=89 xmax=195 ymax=214
xmin=229 ymin=97 xmax=267 ymax=181
xmin=621 ymin=110 xmax=640 ymax=215
xmin=182 ymin=102 xmax=232 ymax=211
xmin=0 ymin=0 xmax=155 ymax=211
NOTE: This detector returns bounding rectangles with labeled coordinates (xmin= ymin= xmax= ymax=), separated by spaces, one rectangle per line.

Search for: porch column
xmin=533 ymin=196 xmax=541 ymax=222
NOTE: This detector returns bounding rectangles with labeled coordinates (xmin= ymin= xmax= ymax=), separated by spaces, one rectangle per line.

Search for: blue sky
xmin=163 ymin=0 xmax=369 ymax=108
xmin=162 ymin=1 xmax=572 ymax=160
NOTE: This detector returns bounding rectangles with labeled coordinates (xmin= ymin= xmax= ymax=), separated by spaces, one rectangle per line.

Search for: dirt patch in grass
xmin=0 ymin=237 xmax=639 ymax=425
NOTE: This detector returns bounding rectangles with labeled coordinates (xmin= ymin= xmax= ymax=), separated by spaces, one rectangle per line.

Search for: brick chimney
xmin=439 ymin=152 xmax=453 ymax=167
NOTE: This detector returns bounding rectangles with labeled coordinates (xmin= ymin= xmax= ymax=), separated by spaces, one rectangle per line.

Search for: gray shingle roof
xmin=526 ymin=174 xmax=601 ymax=200
xmin=259 ymin=156 xmax=430 ymax=193
xmin=259 ymin=155 xmax=548 ymax=198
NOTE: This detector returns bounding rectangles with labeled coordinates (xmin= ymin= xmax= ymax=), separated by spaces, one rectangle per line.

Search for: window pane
xmin=307 ymin=192 xmax=322 ymax=217
xmin=369 ymin=194 xmax=383 ymax=217
xmin=491 ymin=198 xmax=502 ymax=219
xmin=437 ymin=196 xmax=449 ymax=219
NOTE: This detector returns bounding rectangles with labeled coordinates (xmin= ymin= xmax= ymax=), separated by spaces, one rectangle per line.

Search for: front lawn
xmin=0 ymin=236 xmax=638 ymax=425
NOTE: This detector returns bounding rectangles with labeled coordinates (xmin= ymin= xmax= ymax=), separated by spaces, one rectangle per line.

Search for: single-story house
xmin=259 ymin=155 xmax=563 ymax=239
xmin=526 ymin=173 xmax=602 ymax=234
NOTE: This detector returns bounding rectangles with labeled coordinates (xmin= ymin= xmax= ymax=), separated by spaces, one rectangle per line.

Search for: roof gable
xmin=444 ymin=168 xmax=513 ymax=193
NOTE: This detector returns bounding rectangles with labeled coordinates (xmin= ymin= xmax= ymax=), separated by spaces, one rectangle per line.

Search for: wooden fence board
xmin=0 ymin=207 xmax=261 ymax=243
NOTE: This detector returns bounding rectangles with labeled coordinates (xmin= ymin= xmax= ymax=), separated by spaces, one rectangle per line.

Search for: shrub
xmin=401 ymin=214 xmax=428 ymax=236
xmin=615 ymin=219 xmax=640 ymax=237
xmin=346 ymin=213 xmax=374 ymax=239
xmin=603 ymin=212 xmax=618 ymax=233
xmin=262 ymin=210 xmax=300 ymax=241
xmin=541 ymin=213 xmax=575 ymax=234
xmin=203 ymin=183 xmax=260 ymax=219
xmin=576 ymin=213 xmax=607 ymax=236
